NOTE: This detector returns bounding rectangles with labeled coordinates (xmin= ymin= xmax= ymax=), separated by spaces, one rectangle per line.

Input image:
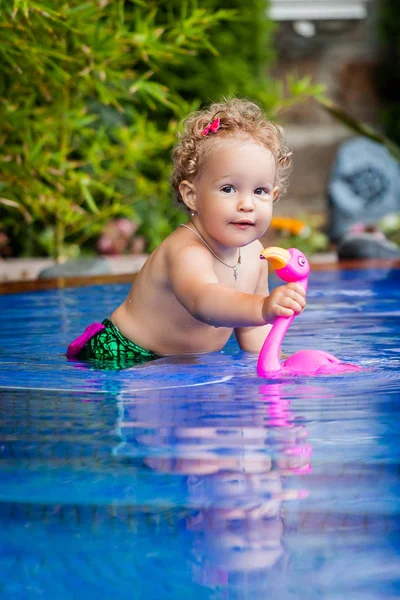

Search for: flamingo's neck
xmin=257 ymin=316 xmax=293 ymax=374
xmin=257 ymin=276 xmax=308 ymax=376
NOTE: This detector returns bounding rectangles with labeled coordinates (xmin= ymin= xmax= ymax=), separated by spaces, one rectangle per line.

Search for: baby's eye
xmin=221 ymin=185 xmax=236 ymax=194
xmin=254 ymin=188 xmax=270 ymax=196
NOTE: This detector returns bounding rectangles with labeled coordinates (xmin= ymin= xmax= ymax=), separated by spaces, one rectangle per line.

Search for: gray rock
xmin=38 ymin=258 xmax=111 ymax=279
xmin=328 ymin=137 xmax=400 ymax=242
xmin=337 ymin=233 xmax=400 ymax=261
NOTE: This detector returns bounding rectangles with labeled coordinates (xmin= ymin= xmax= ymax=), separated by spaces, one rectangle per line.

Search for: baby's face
xmin=203 ymin=515 xmax=284 ymax=572
xmin=192 ymin=136 xmax=278 ymax=248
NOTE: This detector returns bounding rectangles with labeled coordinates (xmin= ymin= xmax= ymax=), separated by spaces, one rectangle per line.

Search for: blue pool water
xmin=1 ymin=266 xmax=399 ymax=599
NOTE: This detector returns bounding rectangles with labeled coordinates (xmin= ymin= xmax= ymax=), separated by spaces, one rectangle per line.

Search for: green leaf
xmin=80 ymin=180 xmax=99 ymax=214
xmin=317 ymin=97 xmax=400 ymax=162
xmin=0 ymin=197 xmax=32 ymax=222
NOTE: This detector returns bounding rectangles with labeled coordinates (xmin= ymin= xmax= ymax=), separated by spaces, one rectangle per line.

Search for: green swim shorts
xmin=67 ymin=318 xmax=158 ymax=368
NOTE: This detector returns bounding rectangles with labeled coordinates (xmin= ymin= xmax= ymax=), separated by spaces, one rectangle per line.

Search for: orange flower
xmin=270 ymin=217 xmax=306 ymax=236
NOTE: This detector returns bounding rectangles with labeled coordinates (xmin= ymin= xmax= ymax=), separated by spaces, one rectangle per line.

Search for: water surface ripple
xmin=0 ymin=267 xmax=399 ymax=599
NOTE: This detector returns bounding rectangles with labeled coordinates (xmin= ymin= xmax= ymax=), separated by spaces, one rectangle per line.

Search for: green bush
xmin=154 ymin=0 xmax=275 ymax=104
xmin=376 ymin=0 xmax=400 ymax=146
xmin=0 ymin=0 xmax=323 ymax=260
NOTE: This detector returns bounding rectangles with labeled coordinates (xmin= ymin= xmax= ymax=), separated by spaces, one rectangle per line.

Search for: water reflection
xmin=1 ymin=268 xmax=399 ymax=597
xmin=113 ymin=379 xmax=312 ymax=592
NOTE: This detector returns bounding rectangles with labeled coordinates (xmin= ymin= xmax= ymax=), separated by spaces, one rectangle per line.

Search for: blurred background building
xmin=269 ymin=0 xmax=378 ymax=218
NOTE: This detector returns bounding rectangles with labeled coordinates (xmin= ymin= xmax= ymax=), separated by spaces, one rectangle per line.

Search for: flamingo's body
xmin=257 ymin=247 xmax=361 ymax=377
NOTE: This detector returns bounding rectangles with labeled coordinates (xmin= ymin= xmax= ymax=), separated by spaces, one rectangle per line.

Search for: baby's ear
xmin=179 ymin=180 xmax=197 ymax=212
xmin=273 ymin=186 xmax=279 ymax=202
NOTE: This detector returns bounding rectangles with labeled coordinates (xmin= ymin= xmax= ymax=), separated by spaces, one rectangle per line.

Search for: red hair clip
xmin=202 ymin=117 xmax=221 ymax=137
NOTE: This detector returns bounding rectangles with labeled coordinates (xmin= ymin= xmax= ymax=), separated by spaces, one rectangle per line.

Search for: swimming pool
xmin=1 ymin=265 xmax=399 ymax=599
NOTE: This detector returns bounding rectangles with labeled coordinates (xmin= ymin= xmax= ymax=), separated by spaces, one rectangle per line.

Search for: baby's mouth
xmin=231 ymin=220 xmax=255 ymax=228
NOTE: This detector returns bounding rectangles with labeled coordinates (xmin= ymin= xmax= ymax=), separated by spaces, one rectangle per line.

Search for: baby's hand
xmin=262 ymin=283 xmax=306 ymax=323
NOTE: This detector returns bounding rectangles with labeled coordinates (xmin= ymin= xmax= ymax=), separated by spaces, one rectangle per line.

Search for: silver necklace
xmin=180 ymin=223 xmax=241 ymax=280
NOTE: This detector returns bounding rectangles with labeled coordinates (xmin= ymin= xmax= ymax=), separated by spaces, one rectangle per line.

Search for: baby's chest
xmin=214 ymin=263 xmax=259 ymax=293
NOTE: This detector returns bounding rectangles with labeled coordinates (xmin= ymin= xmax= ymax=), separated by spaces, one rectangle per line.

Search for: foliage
xmin=154 ymin=0 xmax=275 ymax=105
xmin=0 ymin=0 xmax=325 ymax=260
xmin=316 ymin=97 xmax=400 ymax=163
xmin=268 ymin=216 xmax=329 ymax=256
xmin=376 ymin=0 xmax=400 ymax=147
xmin=379 ymin=213 xmax=400 ymax=247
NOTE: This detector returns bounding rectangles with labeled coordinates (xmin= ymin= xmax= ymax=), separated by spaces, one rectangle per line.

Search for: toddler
xmin=67 ymin=98 xmax=306 ymax=366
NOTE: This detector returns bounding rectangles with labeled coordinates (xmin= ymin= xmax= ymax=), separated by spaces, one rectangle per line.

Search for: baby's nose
xmin=238 ymin=195 xmax=255 ymax=211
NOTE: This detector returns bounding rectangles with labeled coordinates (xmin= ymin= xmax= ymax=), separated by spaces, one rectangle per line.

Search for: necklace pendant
xmin=233 ymin=265 xmax=239 ymax=281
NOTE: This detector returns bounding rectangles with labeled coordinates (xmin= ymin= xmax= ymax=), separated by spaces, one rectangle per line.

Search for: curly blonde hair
xmin=171 ymin=98 xmax=293 ymax=205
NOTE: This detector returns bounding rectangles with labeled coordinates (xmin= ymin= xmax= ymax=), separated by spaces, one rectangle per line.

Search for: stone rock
xmin=337 ymin=233 xmax=400 ymax=260
xmin=38 ymin=258 xmax=111 ymax=279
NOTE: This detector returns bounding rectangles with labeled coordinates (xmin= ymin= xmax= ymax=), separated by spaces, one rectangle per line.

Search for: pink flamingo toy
xmin=257 ymin=247 xmax=361 ymax=377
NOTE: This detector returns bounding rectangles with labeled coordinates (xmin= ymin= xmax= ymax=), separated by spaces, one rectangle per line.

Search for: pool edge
xmin=1 ymin=259 xmax=399 ymax=295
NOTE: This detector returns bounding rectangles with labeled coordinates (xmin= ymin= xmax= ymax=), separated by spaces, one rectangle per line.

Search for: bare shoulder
xmin=163 ymin=226 xmax=215 ymax=269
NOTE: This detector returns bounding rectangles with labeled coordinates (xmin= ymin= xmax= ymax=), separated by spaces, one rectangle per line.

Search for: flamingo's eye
xmin=298 ymin=256 xmax=306 ymax=267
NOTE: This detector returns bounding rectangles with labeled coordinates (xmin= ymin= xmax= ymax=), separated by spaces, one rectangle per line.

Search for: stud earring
xmin=191 ymin=211 xmax=195 ymax=216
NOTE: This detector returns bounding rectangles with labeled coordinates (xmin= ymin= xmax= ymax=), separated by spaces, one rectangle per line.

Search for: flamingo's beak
xmin=260 ymin=246 xmax=291 ymax=270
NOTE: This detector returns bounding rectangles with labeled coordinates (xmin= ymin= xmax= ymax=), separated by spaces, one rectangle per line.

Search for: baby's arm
xmin=168 ymin=244 xmax=305 ymax=329
xmin=235 ymin=254 xmax=272 ymax=352
xmin=235 ymin=252 xmax=306 ymax=352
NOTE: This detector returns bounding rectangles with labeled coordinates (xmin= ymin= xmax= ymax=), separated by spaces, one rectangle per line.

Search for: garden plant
xmin=0 ymin=0 xmax=326 ymax=261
